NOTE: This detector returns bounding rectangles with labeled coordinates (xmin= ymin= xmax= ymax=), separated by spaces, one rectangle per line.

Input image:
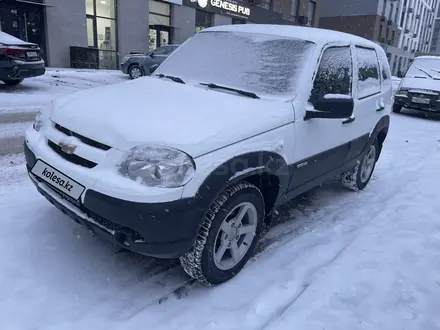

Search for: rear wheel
xmin=339 ymin=138 xmax=378 ymax=191
xmin=128 ymin=65 xmax=144 ymax=79
xmin=180 ymin=182 xmax=265 ymax=286
xmin=392 ymin=104 xmax=402 ymax=113
xmin=2 ymin=79 xmax=23 ymax=86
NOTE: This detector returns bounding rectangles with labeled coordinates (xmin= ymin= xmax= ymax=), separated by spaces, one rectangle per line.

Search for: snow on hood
xmin=400 ymin=77 xmax=440 ymax=91
xmin=49 ymin=77 xmax=292 ymax=157
xmin=0 ymin=32 xmax=35 ymax=46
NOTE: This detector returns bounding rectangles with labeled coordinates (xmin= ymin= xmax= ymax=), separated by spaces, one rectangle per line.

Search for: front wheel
xmin=128 ymin=65 xmax=144 ymax=79
xmin=180 ymin=182 xmax=265 ymax=286
xmin=2 ymin=79 xmax=23 ymax=86
xmin=339 ymin=138 xmax=378 ymax=191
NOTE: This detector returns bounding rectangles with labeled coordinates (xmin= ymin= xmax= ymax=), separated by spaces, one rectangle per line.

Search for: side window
xmin=309 ymin=46 xmax=352 ymax=106
xmin=153 ymin=46 xmax=173 ymax=55
xmin=378 ymin=51 xmax=391 ymax=82
xmin=355 ymin=47 xmax=381 ymax=98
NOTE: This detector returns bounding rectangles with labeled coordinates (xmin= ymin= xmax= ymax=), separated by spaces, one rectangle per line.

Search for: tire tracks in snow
xmin=254 ymin=153 xmax=434 ymax=329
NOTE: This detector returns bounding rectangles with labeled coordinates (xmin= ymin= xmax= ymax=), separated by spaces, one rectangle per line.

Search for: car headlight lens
xmin=33 ymin=111 xmax=44 ymax=132
xmin=118 ymin=145 xmax=195 ymax=188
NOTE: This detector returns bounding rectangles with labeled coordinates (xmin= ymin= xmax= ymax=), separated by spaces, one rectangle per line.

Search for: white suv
xmin=25 ymin=25 xmax=392 ymax=286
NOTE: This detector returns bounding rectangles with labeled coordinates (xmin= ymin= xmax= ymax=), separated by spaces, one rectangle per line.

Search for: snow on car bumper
xmin=24 ymin=127 xmax=205 ymax=258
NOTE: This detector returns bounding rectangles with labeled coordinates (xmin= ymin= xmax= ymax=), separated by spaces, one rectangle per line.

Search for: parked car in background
xmin=0 ymin=32 xmax=45 ymax=86
xmin=393 ymin=56 xmax=440 ymax=114
xmin=120 ymin=44 xmax=179 ymax=79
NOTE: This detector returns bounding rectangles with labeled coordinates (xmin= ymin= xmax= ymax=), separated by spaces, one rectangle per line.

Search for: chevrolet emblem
xmin=59 ymin=141 xmax=77 ymax=154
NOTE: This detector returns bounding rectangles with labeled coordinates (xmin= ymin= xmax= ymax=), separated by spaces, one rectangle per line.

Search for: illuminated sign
xmin=189 ymin=0 xmax=251 ymax=17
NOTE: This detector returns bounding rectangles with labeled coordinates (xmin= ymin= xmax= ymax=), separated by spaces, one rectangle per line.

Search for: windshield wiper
xmin=200 ymin=83 xmax=260 ymax=99
xmin=155 ymin=74 xmax=185 ymax=84
xmin=415 ymin=67 xmax=434 ymax=79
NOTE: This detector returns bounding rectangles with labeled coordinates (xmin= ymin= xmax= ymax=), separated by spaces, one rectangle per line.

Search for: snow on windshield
xmin=405 ymin=58 xmax=440 ymax=78
xmin=155 ymin=31 xmax=315 ymax=98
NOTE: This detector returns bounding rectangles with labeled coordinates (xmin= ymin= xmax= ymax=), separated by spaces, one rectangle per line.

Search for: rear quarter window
xmin=355 ymin=46 xmax=381 ymax=98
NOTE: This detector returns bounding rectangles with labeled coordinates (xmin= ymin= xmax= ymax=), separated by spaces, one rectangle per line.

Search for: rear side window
xmin=355 ymin=47 xmax=381 ymax=98
xmin=309 ymin=46 xmax=353 ymax=106
xmin=377 ymin=50 xmax=391 ymax=82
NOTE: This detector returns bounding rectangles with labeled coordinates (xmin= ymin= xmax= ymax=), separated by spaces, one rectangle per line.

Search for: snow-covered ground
xmin=1 ymin=109 xmax=440 ymax=329
xmin=0 ymin=68 xmax=127 ymax=155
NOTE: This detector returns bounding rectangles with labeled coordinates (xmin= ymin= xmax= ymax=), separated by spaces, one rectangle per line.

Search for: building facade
xmin=0 ymin=0 xmax=320 ymax=69
xmin=430 ymin=3 xmax=440 ymax=52
xmin=319 ymin=0 xmax=439 ymax=75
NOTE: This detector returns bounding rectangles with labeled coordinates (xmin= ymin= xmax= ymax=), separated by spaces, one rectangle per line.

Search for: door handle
xmin=376 ymin=106 xmax=385 ymax=111
xmin=342 ymin=117 xmax=355 ymax=124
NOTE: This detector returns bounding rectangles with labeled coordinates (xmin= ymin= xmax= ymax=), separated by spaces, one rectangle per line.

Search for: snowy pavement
xmin=1 ymin=110 xmax=440 ymax=330
xmin=0 ymin=68 xmax=127 ymax=155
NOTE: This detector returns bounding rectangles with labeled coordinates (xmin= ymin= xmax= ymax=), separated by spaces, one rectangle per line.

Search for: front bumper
xmin=24 ymin=138 xmax=205 ymax=259
xmin=120 ymin=62 xmax=129 ymax=74
xmin=0 ymin=60 xmax=45 ymax=80
xmin=394 ymin=93 xmax=440 ymax=113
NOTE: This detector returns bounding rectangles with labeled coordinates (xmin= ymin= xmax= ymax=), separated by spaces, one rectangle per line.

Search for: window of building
xmin=195 ymin=10 xmax=212 ymax=33
xmin=355 ymin=47 xmax=380 ymax=99
xmin=232 ymin=18 xmax=246 ymax=24
xmin=149 ymin=0 xmax=171 ymax=51
xmin=86 ymin=0 xmax=117 ymax=69
xmin=308 ymin=1 xmax=316 ymax=26
xmin=309 ymin=46 xmax=352 ymax=106
xmin=259 ymin=0 xmax=273 ymax=10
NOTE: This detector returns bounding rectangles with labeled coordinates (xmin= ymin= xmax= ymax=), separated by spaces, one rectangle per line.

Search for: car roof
xmin=414 ymin=55 xmax=440 ymax=60
xmin=203 ymin=24 xmax=379 ymax=49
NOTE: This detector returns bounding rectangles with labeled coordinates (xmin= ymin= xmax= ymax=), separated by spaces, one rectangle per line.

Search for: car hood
xmin=400 ymin=77 xmax=440 ymax=91
xmin=49 ymin=77 xmax=293 ymax=157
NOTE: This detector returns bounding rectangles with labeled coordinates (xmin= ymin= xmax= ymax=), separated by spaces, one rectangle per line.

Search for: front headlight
xmin=118 ymin=145 xmax=195 ymax=188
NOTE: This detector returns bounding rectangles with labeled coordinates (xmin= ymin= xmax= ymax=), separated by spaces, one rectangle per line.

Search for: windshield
xmin=405 ymin=58 xmax=440 ymax=79
xmin=155 ymin=31 xmax=315 ymax=98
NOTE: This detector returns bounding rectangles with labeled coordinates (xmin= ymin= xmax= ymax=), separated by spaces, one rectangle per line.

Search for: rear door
xmin=348 ymin=46 xmax=383 ymax=160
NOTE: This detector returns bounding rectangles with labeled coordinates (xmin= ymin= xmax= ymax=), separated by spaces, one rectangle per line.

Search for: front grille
xmin=55 ymin=124 xmax=111 ymax=151
xmin=48 ymin=140 xmax=97 ymax=168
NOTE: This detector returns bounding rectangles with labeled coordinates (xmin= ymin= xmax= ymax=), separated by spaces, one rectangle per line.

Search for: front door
xmin=288 ymin=45 xmax=354 ymax=191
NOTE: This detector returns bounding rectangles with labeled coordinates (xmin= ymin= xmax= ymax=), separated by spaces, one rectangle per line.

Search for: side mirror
xmin=305 ymin=95 xmax=354 ymax=120
xmin=149 ymin=52 xmax=155 ymax=58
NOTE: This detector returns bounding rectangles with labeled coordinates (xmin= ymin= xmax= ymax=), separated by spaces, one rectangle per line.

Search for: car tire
xmin=392 ymin=104 xmax=402 ymax=113
xmin=128 ymin=65 xmax=144 ymax=79
xmin=2 ymin=79 xmax=23 ymax=86
xmin=339 ymin=138 xmax=379 ymax=191
xmin=180 ymin=181 xmax=265 ymax=286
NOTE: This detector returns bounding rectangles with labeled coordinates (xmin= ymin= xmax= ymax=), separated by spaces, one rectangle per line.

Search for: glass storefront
xmin=149 ymin=0 xmax=171 ymax=51
xmin=85 ymin=0 xmax=117 ymax=69
xmin=0 ymin=0 xmax=46 ymax=62
xmin=232 ymin=18 xmax=246 ymax=24
xmin=195 ymin=10 xmax=212 ymax=33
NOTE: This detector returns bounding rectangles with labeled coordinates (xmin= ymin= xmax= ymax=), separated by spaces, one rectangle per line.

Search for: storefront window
xmin=195 ymin=10 xmax=212 ymax=33
xmin=86 ymin=0 xmax=117 ymax=69
xmin=96 ymin=0 xmax=116 ymax=18
xmin=149 ymin=0 xmax=171 ymax=51
xmin=232 ymin=18 xmax=246 ymax=24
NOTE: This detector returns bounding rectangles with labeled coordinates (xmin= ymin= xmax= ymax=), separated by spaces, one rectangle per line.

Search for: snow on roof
xmin=414 ymin=55 xmax=440 ymax=60
xmin=0 ymin=31 xmax=34 ymax=45
xmin=203 ymin=24 xmax=379 ymax=48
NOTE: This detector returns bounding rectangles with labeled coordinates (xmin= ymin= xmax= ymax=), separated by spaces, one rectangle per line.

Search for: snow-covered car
xmin=0 ymin=32 xmax=45 ymax=86
xmin=120 ymin=44 xmax=179 ymax=79
xmin=24 ymin=24 xmax=391 ymax=286
xmin=393 ymin=56 xmax=440 ymax=114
